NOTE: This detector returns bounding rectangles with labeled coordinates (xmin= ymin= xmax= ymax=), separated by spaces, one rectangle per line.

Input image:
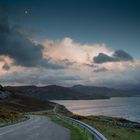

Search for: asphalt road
xmin=0 ymin=115 xmax=71 ymax=140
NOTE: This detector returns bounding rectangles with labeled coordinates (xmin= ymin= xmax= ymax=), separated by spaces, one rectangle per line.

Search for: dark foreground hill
xmin=0 ymin=93 xmax=55 ymax=112
xmin=0 ymin=85 xmax=55 ymax=112
xmin=5 ymin=84 xmax=139 ymax=101
xmin=0 ymin=85 xmax=72 ymax=125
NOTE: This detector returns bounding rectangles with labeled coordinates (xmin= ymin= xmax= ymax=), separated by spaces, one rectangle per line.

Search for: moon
xmin=25 ymin=10 xmax=28 ymax=14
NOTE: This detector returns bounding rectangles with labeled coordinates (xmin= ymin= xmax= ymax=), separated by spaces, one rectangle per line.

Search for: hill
xmin=0 ymin=85 xmax=55 ymax=112
xmin=5 ymin=84 xmax=138 ymax=101
xmin=71 ymin=85 xmax=134 ymax=97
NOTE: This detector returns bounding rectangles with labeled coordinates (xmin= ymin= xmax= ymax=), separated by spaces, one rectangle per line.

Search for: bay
xmin=53 ymin=97 xmax=140 ymax=122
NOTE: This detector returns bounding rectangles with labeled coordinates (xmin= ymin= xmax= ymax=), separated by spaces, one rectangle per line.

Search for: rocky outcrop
xmin=0 ymin=84 xmax=4 ymax=91
xmin=0 ymin=85 xmax=11 ymax=99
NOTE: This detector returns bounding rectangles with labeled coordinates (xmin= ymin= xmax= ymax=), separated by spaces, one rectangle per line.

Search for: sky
xmin=0 ymin=0 xmax=140 ymax=88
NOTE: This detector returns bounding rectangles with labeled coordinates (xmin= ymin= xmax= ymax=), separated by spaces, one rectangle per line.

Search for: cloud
xmin=113 ymin=50 xmax=133 ymax=61
xmin=0 ymin=17 xmax=69 ymax=70
xmin=0 ymin=68 xmax=81 ymax=86
xmin=94 ymin=62 xmax=140 ymax=89
xmin=93 ymin=50 xmax=133 ymax=64
xmin=0 ymin=17 xmax=43 ymax=67
xmin=94 ymin=67 xmax=108 ymax=73
xmin=93 ymin=53 xmax=114 ymax=63
xmin=42 ymin=37 xmax=112 ymax=64
xmin=0 ymin=18 xmax=139 ymax=88
xmin=2 ymin=63 xmax=10 ymax=70
xmin=40 ymin=59 xmax=68 ymax=69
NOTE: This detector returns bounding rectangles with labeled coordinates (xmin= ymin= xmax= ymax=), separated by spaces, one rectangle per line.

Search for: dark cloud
xmin=59 ymin=59 xmax=75 ymax=66
xmin=0 ymin=71 xmax=81 ymax=86
xmin=0 ymin=17 xmax=68 ymax=69
xmin=93 ymin=50 xmax=133 ymax=64
xmin=94 ymin=67 xmax=108 ymax=73
xmin=93 ymin=53 xmax=115 ymax=64
xmin=0 ymin=17 xmax=43 ymax=67
xmin=2 ymin=63 xmax=10 ymax=70
xmin=113 ymin=50 xmax=134 ymax=61
xmin=12 ymin=24 xmax=42 ymax=37
xmin=0 ymin=18 xmax=43 ymax=67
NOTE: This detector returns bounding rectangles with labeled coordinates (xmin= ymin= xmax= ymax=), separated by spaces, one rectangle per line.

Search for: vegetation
xmin=0 ymin=108 xmax=27 ymax=127
xmin=0 ymin=86 xmax=56 ymax=127
xmin=48 ymin=114 xmax=92 ymax=140
xmin=1 ymin=85 xmax=140 ymax=140
xmin=0 ymin=93 xmax=55 ymax=112
xmin=72 ymin=115 xmax=140 ymax=140
xmin=88 ymin=115 xmax=139 ymax=124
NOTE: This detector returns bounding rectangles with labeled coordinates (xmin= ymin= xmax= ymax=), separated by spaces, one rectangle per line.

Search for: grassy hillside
xmin=0 ymin=93 xmax=55 ymax=112
xmin=71 ymin=115 xmax=140 ymax=140
xmin=0 ymin=108 xmax=26 ymax=127
xmin=84 ymin=119 xmax=140 ymax=140
xmin=0 ymin=86 xmax=57 ymax=126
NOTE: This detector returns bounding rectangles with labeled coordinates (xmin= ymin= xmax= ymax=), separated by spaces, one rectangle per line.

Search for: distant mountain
xmin=125 ymin=88 xmax=140 ymax=96
xmin=71 ymin=85 xmax=135 ymax=97
xmin=5 ymin=85 xmax=109 ymax=100
xmin=5 ymin=84 xmax=139 ymax=101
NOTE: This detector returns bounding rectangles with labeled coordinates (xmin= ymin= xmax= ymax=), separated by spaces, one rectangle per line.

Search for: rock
xmin=0 ymin=91 xmax=11 ymax=99
xmin=0 ymin=85 xmax=11 ymax=99
xmin=0 ymin=84 xmax=4 ymax=91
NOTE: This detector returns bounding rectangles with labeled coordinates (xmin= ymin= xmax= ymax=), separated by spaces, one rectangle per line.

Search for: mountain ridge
xmin=4 ymin=84 xmax=140 ymax=100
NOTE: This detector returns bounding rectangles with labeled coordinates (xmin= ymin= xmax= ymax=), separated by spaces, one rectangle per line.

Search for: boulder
xmin=0 ymin=85 xmax=11 ymax=99
xmin=0 ymin=84 xmax=4 ymax=91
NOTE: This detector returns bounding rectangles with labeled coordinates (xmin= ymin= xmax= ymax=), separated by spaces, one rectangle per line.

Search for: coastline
xmin=52 ymin=97 xmax=140 ymax=123
xmin=53 ymin=103 xmax=140 ymax=140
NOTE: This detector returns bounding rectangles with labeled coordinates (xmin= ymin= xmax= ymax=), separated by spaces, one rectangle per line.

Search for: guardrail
xmin=54 ymin=105 xmax=108 ymax=140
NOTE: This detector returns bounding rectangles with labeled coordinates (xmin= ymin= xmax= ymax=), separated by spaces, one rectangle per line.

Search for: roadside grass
xmin=3 ymin=106 xmax=139 ymax=140
xmin=0 ymin=108 xmax=28 ymax=127
xmin=88 ymin=115 xmax=139 ymax=124
xmin=83 ymin=119 xmax=140 ymax=140
xmin=48 ymin=114 xmax=92 ymax=140
xmin=72 ymin=115 xmax=140 ymax=140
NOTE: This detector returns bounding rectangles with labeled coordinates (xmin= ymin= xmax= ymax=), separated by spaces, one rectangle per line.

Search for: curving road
xmin=0 ymin=115 xmax=70 ymax=140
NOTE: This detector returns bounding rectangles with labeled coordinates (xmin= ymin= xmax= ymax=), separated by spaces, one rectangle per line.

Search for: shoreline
xmin=53 ymin=97 xmax=140 ymax=123
xmin=54 ymin=103 xmax=140 ymax=140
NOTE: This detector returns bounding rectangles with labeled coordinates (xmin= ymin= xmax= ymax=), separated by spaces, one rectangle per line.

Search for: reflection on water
xmin=53 ymin=97 xmax=140 ymax=122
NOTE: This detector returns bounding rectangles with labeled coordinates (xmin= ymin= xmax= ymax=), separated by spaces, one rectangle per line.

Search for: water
xmin=53 ymin=97 xmax=140 ymax=122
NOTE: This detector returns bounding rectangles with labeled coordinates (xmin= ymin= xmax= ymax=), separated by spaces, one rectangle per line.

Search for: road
xmin=0 ymin=115 xmax=71 ymax=140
